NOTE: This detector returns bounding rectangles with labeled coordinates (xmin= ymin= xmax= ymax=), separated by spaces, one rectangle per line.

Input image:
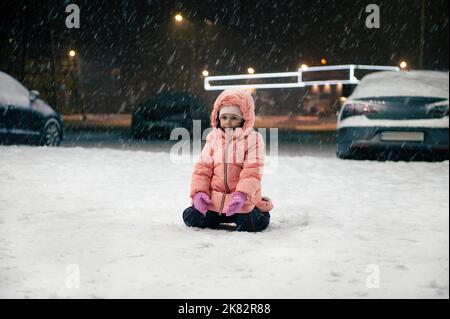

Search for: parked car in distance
xmin=336 ymin=70 xmax=449 ymax=161
xmin=0 ymin=71 xmax=63 ymax=146
xmin=130 ymin=91 xmax=210 ymax=140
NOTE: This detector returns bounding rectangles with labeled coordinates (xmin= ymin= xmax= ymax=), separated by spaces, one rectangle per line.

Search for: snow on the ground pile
xmin=0 ymin=146 xmax=448 ymax=298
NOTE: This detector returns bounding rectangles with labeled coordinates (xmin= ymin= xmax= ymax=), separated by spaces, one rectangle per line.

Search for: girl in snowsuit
xmin=182 ymin=89 xmax=273 ymax=232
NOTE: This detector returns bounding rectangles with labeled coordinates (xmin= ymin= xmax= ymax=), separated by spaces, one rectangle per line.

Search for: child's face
xmin=219 ymin=113 xmax=244 ymax=129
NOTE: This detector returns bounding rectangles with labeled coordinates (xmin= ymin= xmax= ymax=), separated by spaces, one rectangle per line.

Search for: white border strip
xmin=204 ymin=64 xmax=401 ymax=91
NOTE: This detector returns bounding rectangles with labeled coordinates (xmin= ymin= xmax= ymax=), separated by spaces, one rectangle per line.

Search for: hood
xmin=33 ymin=98 xmax=58 ymax=117
xmin=211 ymin=89 xmax=255 ymax=133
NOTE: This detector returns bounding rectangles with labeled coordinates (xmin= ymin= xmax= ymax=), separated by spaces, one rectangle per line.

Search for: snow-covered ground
xmin=0 ymin=145 xmax=448 ymax=298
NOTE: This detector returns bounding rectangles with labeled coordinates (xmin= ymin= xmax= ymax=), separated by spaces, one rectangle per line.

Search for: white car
xmin=337 ymin=71 xmax=449 ymax=160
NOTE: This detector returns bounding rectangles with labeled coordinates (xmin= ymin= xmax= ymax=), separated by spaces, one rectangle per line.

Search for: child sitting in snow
xmin=182 ymin=89 xmax=273 ymax=232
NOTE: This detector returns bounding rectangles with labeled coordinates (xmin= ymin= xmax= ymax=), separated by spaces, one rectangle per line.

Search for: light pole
xmin=173 ymin=13 xmax=200 ymax=93
xmin=419 ymin=0 xmax=426 ymax=69
xmin=68 ymin=49 xmax=86 ymax=120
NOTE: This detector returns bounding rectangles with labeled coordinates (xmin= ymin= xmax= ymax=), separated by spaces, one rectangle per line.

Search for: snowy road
xmin=0 ymin=145 xmax=448 ymax=298
xmin=60 ymin=129 xmax=337 ymax=157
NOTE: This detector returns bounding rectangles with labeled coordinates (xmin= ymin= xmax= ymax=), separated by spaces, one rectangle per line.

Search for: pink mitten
xmin=193 ymin=192 xmax=212 ymax=214
xmin=225 ymin=192 xmax=247 ymax=217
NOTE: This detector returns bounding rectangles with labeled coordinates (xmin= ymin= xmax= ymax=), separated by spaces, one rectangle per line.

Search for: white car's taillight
xmin=426 ymin=100 xmax=449 ymax=118
xmin=341 ymin=102 xmax=378 ymax=120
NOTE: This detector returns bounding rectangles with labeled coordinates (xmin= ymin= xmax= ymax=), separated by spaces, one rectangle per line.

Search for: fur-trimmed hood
xmin=210 ymin=89 xmax=255 ymax=134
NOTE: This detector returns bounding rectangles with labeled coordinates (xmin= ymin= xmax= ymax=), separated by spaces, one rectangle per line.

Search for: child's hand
xmin=193 ymin=192 xmax=212 ymax=214
xmin=225 ymin=192 xmax=247 ymax=216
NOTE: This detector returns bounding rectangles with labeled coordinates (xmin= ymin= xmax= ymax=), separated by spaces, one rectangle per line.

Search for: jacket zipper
xmin=220 ymin=135 xmax=232 ymax=214
xmin=219 ymin=194 xmax=226 ymax=214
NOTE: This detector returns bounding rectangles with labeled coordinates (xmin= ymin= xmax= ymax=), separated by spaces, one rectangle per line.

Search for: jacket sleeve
xmin=190 ymin=131 xmax=214 ymax=198
xmin=235 ymin=132 xmax=264 ymax=201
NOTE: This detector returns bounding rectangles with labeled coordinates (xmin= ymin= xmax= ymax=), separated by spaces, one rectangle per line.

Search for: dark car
xmin=130 ymin=91 xmax=210 ymax=140
xmin=336 ymin=71 xmax=449 ymax=161
xmin=0 ymin=71 xmax=63 ymax=146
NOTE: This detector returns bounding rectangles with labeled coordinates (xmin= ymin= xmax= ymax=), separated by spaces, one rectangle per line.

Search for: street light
xmin=66 ymin=49 xmax=87 ymax=119
xmin=174 ymin=14 xmax=183 ymax=23
xmin=247 ymin=67 xmax=255 ymax=74
xmin=300 ymin=64 xmax=308 ymax=71
xmin=202 ymin=70 xmax=209 ymax=77
xmin=321 ymin=58 xmax=327 ymax=65
xmin=173 ymin=14 xmax=199 ymax=92
xmin=399 ymin=61 xmax=408 ymax=69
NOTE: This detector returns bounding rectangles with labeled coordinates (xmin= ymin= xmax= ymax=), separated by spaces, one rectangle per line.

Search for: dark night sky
xmin=0 ymin=0 xmax=448 ymax=112
xmin=1 ymin=0 xmax=448 ymax=69
xmin=81 ymin=0 xmax=449 ymax=69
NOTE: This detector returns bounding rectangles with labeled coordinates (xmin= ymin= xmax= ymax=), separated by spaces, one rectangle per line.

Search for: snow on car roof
xmin=0 ymin=71 xmax=30 ymax=106
xmin=350 ymin=70 xmax=449 ymax=100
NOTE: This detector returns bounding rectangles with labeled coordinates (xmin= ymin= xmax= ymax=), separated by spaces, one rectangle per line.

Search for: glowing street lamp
xmin=300 ymin=64 xmax=308 ymax=71
xmin=202 ymin=70 xmax=209 ymax=77
xmin=247 ymin=67 xmax=255 ymax=74
xmin=174 ymin=14 xmax=183 ymax=22
xmin=321 ymin=58 xmax=327 ymax=65
xmin=399 ymin=61 xmax=408 ymax=69
xmin=68 ymin=49 xmax=76 ymax=57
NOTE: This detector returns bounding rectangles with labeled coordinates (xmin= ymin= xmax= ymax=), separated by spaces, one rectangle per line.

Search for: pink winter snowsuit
xmin=190 ymin=89 xmax=273 ymax=215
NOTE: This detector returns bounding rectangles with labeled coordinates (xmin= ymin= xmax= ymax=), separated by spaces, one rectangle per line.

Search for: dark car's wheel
xmin=40 ymin=120 xmax=62 ymax=146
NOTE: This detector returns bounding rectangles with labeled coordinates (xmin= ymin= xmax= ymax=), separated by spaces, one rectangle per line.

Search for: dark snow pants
xmin=182 ymin=206 xmax=270 ymax=232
